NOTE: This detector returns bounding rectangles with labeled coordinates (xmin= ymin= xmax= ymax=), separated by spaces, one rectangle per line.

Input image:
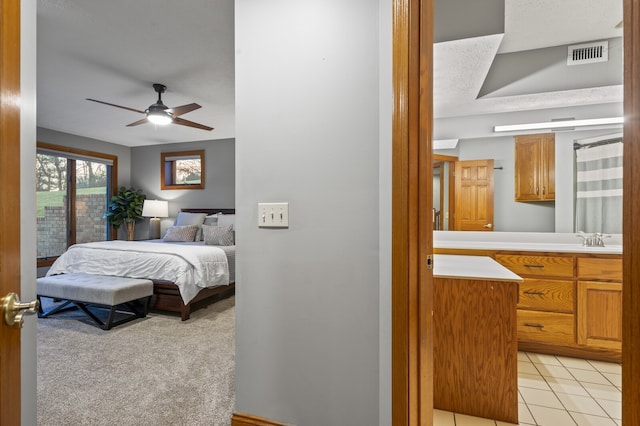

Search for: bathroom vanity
xmin=434 ymin=232 xmax=623 ymax=362
xmin=433 ymin=254 xmax=522 ymax=423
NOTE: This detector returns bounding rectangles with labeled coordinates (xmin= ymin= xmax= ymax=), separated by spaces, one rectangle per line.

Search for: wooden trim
xmin=160 ymin=149 xmax=205 ymax=190
xmin=231 ymin=413 xmax=291 ymax=426
xmin=392 ymin=0 xmax=433 ymax=424
xmin=181 ymin=208 xmax=236 ymax=215
xmin=432 ymin=154 xmax=458 ymax=162
xmin=68 ymin=159 xmax=77 ymax=244
xmin=623 ymin=1 xmax=640 ymax=425
xmin=0 ymin=1 xmax=22 ymax=424
xmin=37 ymin=141 xmax=118 ymax=163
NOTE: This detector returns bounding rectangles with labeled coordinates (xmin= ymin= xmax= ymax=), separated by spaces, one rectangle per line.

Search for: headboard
xmin=181 ymin=208 xmax=235 ymax=215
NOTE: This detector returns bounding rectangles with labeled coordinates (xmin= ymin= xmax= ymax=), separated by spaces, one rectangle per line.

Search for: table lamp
xmin=142 ymin=199 xmax=169 ymax=239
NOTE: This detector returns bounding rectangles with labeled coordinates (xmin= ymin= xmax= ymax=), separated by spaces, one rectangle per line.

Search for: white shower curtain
xmin=575 ymin=140 xmax=623 ymax=234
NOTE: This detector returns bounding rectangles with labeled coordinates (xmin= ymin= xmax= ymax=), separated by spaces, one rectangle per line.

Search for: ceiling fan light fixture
xmin=147 ymin=103 xmax=173 ymax=125
xmin=147 ymin=111 xmax=173 ymax=125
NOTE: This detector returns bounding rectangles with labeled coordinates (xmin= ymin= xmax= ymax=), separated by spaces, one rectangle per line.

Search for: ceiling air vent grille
xmin=567 ymin=41 xmax=609 ymax=65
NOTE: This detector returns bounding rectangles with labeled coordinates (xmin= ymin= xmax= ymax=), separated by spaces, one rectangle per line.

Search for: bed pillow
xmin=163 ymin=225 xmax=199 ymax=242
xmin=174 ymin=212 xmax=207 ymax=241
xmin=200 ymin=214 xmax=219 ymax=240
xmin=203 ymin=224 xmax=234 ymax=246
xmin=216 ymin=213 xmax=235 ymax=243
xmin=216 ymin=213 xmax=235 ymax=230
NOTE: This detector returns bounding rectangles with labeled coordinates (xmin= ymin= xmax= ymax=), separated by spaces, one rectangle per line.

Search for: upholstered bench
xmin=37 ymin=273 xmax=153 ymax=330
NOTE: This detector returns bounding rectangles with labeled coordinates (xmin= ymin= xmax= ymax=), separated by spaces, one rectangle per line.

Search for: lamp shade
xmin=142 ymin=200 xmax=169 ymax=218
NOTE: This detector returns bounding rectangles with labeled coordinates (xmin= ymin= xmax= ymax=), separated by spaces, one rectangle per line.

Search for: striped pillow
xmin=203 ymin=224 xmax=234 ymax=246
xmin=163 ymin=225 xmax=199 ymax=242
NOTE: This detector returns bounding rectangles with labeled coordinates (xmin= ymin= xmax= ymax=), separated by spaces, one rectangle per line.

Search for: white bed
xmin=46 ymin=240 xmax=234 ymax=304
xmin=44 ymin=208 xmax=237 ymax=320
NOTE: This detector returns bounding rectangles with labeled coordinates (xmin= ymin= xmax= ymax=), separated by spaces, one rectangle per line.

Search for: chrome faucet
xmin=576 ymin=231 xmax=610 ymax=247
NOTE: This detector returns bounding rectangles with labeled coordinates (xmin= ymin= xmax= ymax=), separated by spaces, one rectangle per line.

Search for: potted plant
xmin=104 ymin=186 xmax=146 ymax=240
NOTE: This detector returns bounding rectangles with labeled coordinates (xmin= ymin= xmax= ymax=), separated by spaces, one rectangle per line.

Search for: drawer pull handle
xmin=524 ymin=323 xmax=545 ymax=329
xmin=523 ymin=264 xmax=544 ymax=268
xmin=524 ymin=290 xmax=545 ymax=296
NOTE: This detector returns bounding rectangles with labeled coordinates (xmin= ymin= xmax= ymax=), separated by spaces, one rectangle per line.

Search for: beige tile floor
xmin=434 ymin=352 xmax=622 ymax=426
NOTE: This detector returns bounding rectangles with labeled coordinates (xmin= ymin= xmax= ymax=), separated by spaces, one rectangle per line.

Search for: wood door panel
xmin=434 ymin=277 xmax=518 ymax=423
xmin=0 ymin=1 xmax=23 ymax=424
xmin=454 ymin=159 xmax=494 ymax=231
xmin=577 ymin=281 xmax=622 ymax=349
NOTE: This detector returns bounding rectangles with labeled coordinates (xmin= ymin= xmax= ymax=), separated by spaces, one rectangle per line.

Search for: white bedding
xmin=46 ymin=240 xmax=232 ymax=304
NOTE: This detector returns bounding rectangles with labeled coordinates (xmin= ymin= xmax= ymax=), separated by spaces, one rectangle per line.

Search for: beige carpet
xmin=37 ymin=296 xmax=235 ymax=426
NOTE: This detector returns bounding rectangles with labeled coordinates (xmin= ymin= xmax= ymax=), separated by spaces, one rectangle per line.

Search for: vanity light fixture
xmin=493 ymin=117 xmax=623 ymax=133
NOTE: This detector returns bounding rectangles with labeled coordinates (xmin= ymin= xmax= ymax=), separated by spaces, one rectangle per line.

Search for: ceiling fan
xmin=86 ymin=83 xmax=214 ymax=131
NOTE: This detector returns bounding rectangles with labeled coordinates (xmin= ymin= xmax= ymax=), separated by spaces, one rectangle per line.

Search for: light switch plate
xmin=258 ymin=202 xmax=289 ymax=228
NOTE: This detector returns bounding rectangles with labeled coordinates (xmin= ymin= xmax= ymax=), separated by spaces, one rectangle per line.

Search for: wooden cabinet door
xmin=577 ymin=281 xmax=622 ymax=350
xmin=541 ymin=135 xmax=555 ymax=200
xmin=515 ymin=133 xmax=555 ymax=201
xmin=514 ymin=136 xmax=541 ymax=201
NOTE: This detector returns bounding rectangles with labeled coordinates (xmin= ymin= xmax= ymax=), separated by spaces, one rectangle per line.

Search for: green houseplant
xmin=104 ymin=186 xmax=146 ymax=240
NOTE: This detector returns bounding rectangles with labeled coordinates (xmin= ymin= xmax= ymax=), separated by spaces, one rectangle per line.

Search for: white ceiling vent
xmin=567 ymin=41 xmax=609 ymax=65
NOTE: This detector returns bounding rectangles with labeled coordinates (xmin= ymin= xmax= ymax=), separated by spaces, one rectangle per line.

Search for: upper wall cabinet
xmin=514 ymin=133 xmax=555 ymax=202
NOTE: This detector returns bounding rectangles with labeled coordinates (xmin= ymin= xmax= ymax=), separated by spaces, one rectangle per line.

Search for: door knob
xmin=483 ymin=223 xmax=493 ymax=229
xmin=2 ymin=293 xmax=40 ymax=328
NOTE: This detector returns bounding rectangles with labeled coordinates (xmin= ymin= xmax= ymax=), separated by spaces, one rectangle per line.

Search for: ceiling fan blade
xmin=126 ymin=117 xmax=149 ymax=127
xmin=167 ymin=103 xmax=201 ymax=117
xmin=173 ymin=117 xmax=214 ymax=131
xmin=86 ymin=98 xmax=146 ymax=114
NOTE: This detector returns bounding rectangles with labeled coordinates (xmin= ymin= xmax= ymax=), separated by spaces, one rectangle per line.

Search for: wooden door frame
xmin=0 ymin=0 xmax=22 ymax=424
xmin=393 ymin=0 xmax=640 ymax=424
xmin=391 ymin=0 xmax=433 ymax=424
xmin=623 ymin=1 xmax=640 ymax=424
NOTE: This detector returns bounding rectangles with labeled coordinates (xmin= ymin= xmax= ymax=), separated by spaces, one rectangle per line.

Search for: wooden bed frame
xmin=148 ymin=208 xmax=236 ymax=321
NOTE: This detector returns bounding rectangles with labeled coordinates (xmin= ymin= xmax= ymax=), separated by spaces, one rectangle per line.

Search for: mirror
xmin=432 ymin=3 xmax=623 ymax=234
xmin=434 ymin=131 xmax=623 ymax=233
xmin=161 ymin=150 xmax=205 ymax=190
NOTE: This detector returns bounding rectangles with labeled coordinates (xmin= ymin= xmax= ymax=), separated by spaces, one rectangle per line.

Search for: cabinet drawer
xmin=577 ymin=257 xmax=622 ymax=281
xmin=518 ymin=279 xmax=574 ymax=313
xmin=496 ymin=254 xmax=574 ymax=277
xmin=517 ymin=310 xmax=575 ymax=344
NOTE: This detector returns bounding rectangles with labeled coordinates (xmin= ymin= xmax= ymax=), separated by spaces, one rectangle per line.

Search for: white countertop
xmin=434 ymin=231 xmax=622 ymax=254
xmin=434 ymin=254 xmax=523 ymax=282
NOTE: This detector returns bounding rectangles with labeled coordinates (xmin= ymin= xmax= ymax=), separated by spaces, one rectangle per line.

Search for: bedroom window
xmin=161 ymin=150 xmax=205 ymax=190
xmin=36 ymin=142 xmax=117 ymax=266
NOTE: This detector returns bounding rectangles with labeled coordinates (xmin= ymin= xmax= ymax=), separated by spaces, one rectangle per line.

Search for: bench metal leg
xmin=38 ymin=296 xmax=152 ymax=330
xmin=38 ymin=298 xmax=76 ymax=318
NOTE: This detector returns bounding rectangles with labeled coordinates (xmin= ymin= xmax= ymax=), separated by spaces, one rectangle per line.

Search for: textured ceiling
xmin=36 ymin=0 xmax=623 ymax=147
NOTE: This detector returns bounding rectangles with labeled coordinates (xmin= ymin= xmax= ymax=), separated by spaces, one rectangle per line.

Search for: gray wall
xmin=130 ymin=139 xmax=235 ymax=238
xmin=235 ymin=1 xmax=384 ymax=425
